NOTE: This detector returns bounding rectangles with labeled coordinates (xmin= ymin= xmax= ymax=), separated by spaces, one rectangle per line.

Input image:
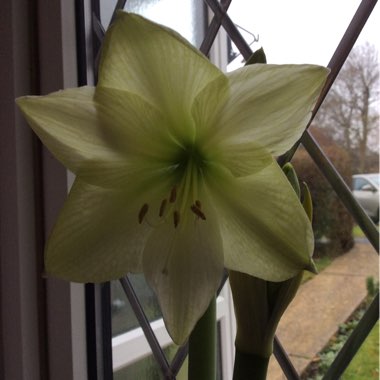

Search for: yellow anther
xmin=138 ymin=203 xmax=149 ymax=224
xmin=159 ymin=199 xmax=167 ymax=217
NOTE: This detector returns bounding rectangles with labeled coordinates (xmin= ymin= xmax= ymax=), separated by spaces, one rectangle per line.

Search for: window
xmin=3 ymin=1 xmax=377 ymax=379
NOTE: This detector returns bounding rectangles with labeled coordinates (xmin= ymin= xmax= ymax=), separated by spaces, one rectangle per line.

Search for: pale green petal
xmin=214 ymin=141 xmax=273 ymax=177
xmin=218 ymin=64 xmax=329 ymax=156
xmin=190 ymin=74 xmax=229 ymax=139
xmin=95 ymin=86 xmax=179 ymax=161
xmin=143 ymin=203 xmax=224 ymax=345
xmin=208 ymin=159 xmax=314 ymax=281
xmin=16 ymin=87 xmax=130 ymax=187
xmin=190 ymin=76 xmax=272 ymax=176
xmin=98 ymin=12 xmax=222 ymax=131
xmin=45 ymin=179 xmax=153 ymax=282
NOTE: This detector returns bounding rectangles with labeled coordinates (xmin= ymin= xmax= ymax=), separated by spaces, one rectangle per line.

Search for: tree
xmin=316 ymin=43 xmax=379 ymax=173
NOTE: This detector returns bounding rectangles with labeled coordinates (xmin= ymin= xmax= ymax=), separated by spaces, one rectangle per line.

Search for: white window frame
xmin=112 ymin=286 xmax=236 ymax=378
xmin=1 ymin=1 xmax=89 ymax=379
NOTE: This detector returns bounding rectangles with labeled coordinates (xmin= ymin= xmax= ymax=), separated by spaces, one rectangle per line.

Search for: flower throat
xmin=138 ymin=141 xmax=208 ymax=228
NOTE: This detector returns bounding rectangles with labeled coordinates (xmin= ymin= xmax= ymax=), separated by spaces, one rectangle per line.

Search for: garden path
xmin=267 ymin=241 xmax=379 ymax=380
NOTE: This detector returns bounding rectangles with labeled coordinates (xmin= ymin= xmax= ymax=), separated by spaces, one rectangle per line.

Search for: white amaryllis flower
xmin=16 ymin=12 xmax=328 ymax=344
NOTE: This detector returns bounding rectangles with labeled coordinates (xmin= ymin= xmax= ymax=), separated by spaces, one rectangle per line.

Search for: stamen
xmin=169 ymin=186 xmax=177 ymax=203
xmin=138 ymin=203 xmax=149 ymax=224
xmin=190 ymin=204 xmax=206 ymax=220
xmin=159 ymin=199 xmax=167 ymax=217
xmin=173 ymin=210 xmax=180 ymax=228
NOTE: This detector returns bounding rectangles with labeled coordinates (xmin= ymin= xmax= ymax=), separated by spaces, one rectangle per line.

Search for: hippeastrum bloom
xmin=16 ymin=12 xmax=328 ymax=344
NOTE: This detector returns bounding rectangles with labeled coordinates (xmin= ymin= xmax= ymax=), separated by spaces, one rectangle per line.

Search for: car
xmin=352 ymin=173 xmax=379 ymax=223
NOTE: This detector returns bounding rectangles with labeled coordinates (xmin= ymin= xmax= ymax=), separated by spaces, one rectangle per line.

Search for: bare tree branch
xmin=315 ymin=43 xmax=379 ymax=172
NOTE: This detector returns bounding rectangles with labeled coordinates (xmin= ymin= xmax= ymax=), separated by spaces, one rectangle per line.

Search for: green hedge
xmin=292 ymin=137 xmax=354 ymax=257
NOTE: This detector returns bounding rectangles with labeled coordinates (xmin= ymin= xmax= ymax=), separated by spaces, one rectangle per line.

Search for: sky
xmin=101 ymin=0 xmax=378 ymax=68
xmin=226 ymin=0 xmax=379 ymax=66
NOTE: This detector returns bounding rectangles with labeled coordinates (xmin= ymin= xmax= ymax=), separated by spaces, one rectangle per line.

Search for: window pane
xmin=113 ymin=323 xmax=224 ymax=379
xmin=100 ymin=0 xmax=205 ymax=47
xmin=113 ymin=345 xmax=187 ymax=380
xmin=124 ymin=0 xmax=205 ymax=47
xmin=111 ymin=275 xmax=162 ymax=337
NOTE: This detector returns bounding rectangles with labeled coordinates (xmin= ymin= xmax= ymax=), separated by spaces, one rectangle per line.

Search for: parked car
xmin=352 ymin=173 xmax=379 ymax=223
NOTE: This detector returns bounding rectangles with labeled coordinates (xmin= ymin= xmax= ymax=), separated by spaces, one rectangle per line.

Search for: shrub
xmin=366 ymin=276 xmax=379 ymax=298
xmin=292 ymin=129 xmax=354 ymax=257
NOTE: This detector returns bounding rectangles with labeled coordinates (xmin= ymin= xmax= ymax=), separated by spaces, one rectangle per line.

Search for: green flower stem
xmin=188 ymin=296 xmax=217 ymax=380
xmin=233 ymin=350 xmax=270 ymax=380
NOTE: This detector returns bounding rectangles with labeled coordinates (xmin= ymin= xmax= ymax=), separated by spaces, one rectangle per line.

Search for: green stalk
xmin=188 ymin=296 xmax=217 ymax=380
xmin=233 ymin=350 xmax=269 ymax=380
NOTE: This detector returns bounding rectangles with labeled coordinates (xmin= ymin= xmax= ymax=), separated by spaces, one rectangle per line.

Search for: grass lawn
xmin=353 ymin=224 xmax=366 ymax=238
xmin=353 ymin=223 xmax=379 ymax=239
xmin=342 ymin=321 xmax=379 ymax=380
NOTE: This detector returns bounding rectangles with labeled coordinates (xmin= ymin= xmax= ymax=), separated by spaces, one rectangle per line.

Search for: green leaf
xmin=246 ymin=47 xmax=267 ymax=65
xmin=282 ymin=162 xmax=301 ymax=199
xmin=301 ymin=181 xmax=313 ymax=222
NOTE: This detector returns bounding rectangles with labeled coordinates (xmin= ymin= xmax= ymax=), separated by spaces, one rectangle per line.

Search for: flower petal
xmin=94 ymin=86 xmax=180 ymax=161
xmin=218 ymin=64 xmax=329 ymax=156
xmin=142 ymin=204 xmax=224 ymax=345
xmin=45 ymin=178 xmax=152 ymax=282
xmin=98 ymin=12 xmax=223 ymax=127
xmin=190 ymin=76 xmax=272 ymax=177
xmin=16 ymin=87 xmax=130 ymax=187
xmin=215 ymin=141 xmax=273 ymax=177
xmin=208 ymin=159 xmax=314 ymax=281
xmin=190 ymin=74 xmax=229 ymax=139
